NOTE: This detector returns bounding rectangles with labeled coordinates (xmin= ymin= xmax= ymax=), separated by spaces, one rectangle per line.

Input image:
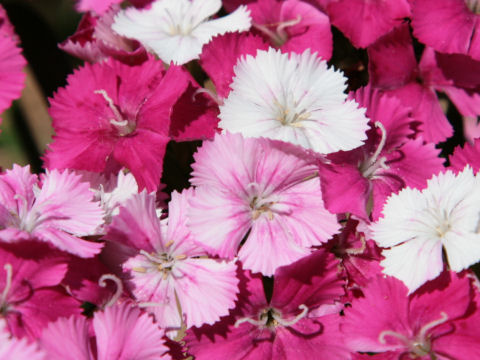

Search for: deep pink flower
xmin=342 ymin=271 xmax=480 ymax=359
xmin=319 ymin=86 xmax=443 ymax=221
xmin=199 ymin=32 xmax=269 ymax=99
xmin=0 ymin=9 xmax=26 ymax=123
xmin=449 ymin=138 xmax=480 ymax=173
xmin=188 ymin=132 xmax=339 ymax=275
xmin=40 ymin=302 xmax=171 ymax=359
xmin=325 ymin=0 xmax=411 ymax=48
xmin=368 ymin=25 xmax=455 ymax=143
xmin=411 ymin=0 xmax=480 ymax=61
xmin=44 ymin=58 xmax=190 ymax=191
xmin=0 ymin=242 xmax=80 ymax=340
xmin=59 ymin=7 xmax=148 ymax=65
xmin=0 ymin=165 xmax=104 ymax=258
xmin=104 ymin=189 xmax=239 ymax=334
xmin=185 ymin=249 xmax=350 ymax=360
xmin=247 ymin=0 xmax=332 ymax=59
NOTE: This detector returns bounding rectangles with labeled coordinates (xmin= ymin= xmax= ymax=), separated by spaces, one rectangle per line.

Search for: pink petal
xmin=76 ymin=0 xmax=122 ymax=15
xmin=450 ymin=139 xmax=480 ymax=173
xmin=200 ymin=32 xmax=269 ymax=99
xmin=93 ymin=303 xmax=170 ymax=360
xmin=40 ymin=315 xmax=93 ymax=360
xmin=174 ymin=258 xmax=239 ymax=328
xmin=327 ymin=0 xmax=411 ymax=48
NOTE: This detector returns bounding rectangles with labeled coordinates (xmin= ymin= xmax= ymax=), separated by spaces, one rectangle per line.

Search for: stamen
xmin=234 ymin=315 xmax=268 ymax=328
xmin=272 ymin=304 xmax=309 ymax=327
xmin=132 ymin=266 xmax=147 ymax=273
xmin=139 ymin=249 xmax=161 ymax=263
xmin=379 ymin=330 xmax=410 ymax=345
xmin=94 ymin=90 xmax=124 ymax=123
xmin=98 ymin=274 xmax=123 ymax=307
xmin=175 ymin=254 xmax=187 ymax=260
xmin=417 ymin=312 xmax=448 ymax=343
xmin=164 ymin=240 xmax=174 ymax=248
xmin=192 ymin=88 xmax=223 ymax=106
xmin=1 ymin=264 xmax=13 ymax=305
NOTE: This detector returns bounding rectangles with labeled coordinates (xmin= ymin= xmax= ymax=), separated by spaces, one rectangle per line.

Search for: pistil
xmin=94 ymin=90 xmax=136 ymax=136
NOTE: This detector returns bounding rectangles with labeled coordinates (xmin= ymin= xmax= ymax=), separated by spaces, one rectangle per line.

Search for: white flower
xmin=218 ymin=48 xmax=369 ymax=154
xmin=112 ymin=0 xmax=251 ymax=65
xmin=370 ymin=166 xmax=480 ymax=294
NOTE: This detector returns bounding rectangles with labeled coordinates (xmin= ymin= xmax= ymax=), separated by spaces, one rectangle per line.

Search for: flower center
xmin=466 ymin=0 xmax=480 ymax=14
xmin=133 ymin=246 xmax=185 ymax=280
xmin=253 ymin=15 xmax=302 ymax=47
xmin=246 ymin=183 xmax=277 ymax=221
xmin=378 ymin=312 xmax=448 ymax=359
xmin=94 ymin=89 xmax=136 ymax=136
xmin=274 ymin=98 xmax=311 ymax=128
xmin=235 ymin=304 xmax=309 ymax=329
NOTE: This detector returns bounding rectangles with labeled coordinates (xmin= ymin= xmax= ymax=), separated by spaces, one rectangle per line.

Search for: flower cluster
xmin=2 ymin=0 xmax=480 ymax=359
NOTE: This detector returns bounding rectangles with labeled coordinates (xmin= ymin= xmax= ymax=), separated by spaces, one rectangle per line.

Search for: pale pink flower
xmin=188 ymin=132 xmax=339 ymax=275
xmin=0 ymin=165 xmax=104 ymax=258
xmin=76 ymin=0 xmax=122 ymax=15
xmin=0 ymin=320 xmax=46 ymax=360
xmin=41 ymin=303 xmax=171 ymax=359
xmin=219 ymin=48 xmax=369 ymax=154
xmin=112 ymin=0 xmax=252 ymax=65
xmin=105 ymin=189 xmax=239 ymax=334
xmin=370 ymin=166 xmax=480 ymax=293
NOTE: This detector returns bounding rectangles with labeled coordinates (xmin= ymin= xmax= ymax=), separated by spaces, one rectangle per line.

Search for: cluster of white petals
xmin=219 ymin=48 xmax=369 ymax=154
xmin=371 ymin=166 xmax=480 ymax=294
xmin=112 ymin=0 xmax=252 ymax=65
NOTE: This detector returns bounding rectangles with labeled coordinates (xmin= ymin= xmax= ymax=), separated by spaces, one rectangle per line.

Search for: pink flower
xmin=342 ymin=272 xmax=480 ymax=359
xmin=0 ymin=321 xmax=46 ymax=360
xmin=59 ymin=6 xmax=148 ymax=65
xmin=248 ymin=0 xmax=332 ymax=59
xmin=104 ymin=189 xmax=239 ymax=334
xmin=0 ymin=165 xmax=104 ymax=258
xmin=44 ymin=58 xmax=190 ymax=191
xmin=76 ymin=0 xmax=122 ymax=15
xmin=318 ymin=86 xmax=444 ymax=221
xmin=40 ymin=303 xmax=171 ymax=359
xmin=0 ymin=242 xmax=80 ymax=340
xmin=450 ymin=138 xmax=480 ymax=173
xmin=188 ymin=132 xmax=339 ymax=275
xmin=0 ymin=8 xmax=26 ymax=123
xmin=325 ymin=0 xmax=411 ymax=48
xmin=185 ymin=249 xmax=350 ymax=360
xmin=411 ymin=0 xmax=480 ymax=61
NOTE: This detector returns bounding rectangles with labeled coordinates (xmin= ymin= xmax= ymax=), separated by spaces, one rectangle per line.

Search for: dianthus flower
xmin=219 ymin=48 xmax=369 ymax=154
xmin=44 ymin=57 xmax=190 ymax=191
xmin=40 ymin=302 xmax=171 ymax=359
xmin=370 ymin=166 xmax=480 ymax=293
xmin=185 ymin=249 xmax=350 ymax=360
xmin=0 ymin=320 xmax=45 ymax=360
xmin=0 ymin=165 xmax=104 ymax=258
xmin=188 ymin=132 xmax=339 ymax=275
xmin=112 ymin=0 xmax=252 ymax=65
xmin=104 ymin=189 xmax=239 ymax=334
xmin=342 ymin=272 xmax=480 ymax=359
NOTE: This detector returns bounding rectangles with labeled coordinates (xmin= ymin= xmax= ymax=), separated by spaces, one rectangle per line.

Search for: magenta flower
xmin=59 ymin=6 xmax=148 ymax=65
xmin=188 ymin=132 xmax=339 ymax=275
xmin=450 ymin=138 xmax=480 ymax=173
xmin=44 ymin=58 xmax=190 ymax=191
xmin=248 ymin=0 xmax=332 ymax=59
xmin=342 ymin=272 xmax=480 ymax=359
xmin=0 ymin=242 xmax=80 ymax=340
xmin=325 ymin=0 xmax=411 ymax=48
xmin=318 ymin=86 xmax=444 ymax=221
xmin=40 ymin=302 xmax=171 ymax=359
xmin=0 ymin=165 xmax=104 ymax=258
xmin=104 ymin=189 xmax=239 ymax=334
xmin=412 ymin=0 xmax=480 ymax=61
xmin=0 ymin=7 xmax=26 ymax=123
xmin=185 ymin=249 xmax=350 ymax=360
